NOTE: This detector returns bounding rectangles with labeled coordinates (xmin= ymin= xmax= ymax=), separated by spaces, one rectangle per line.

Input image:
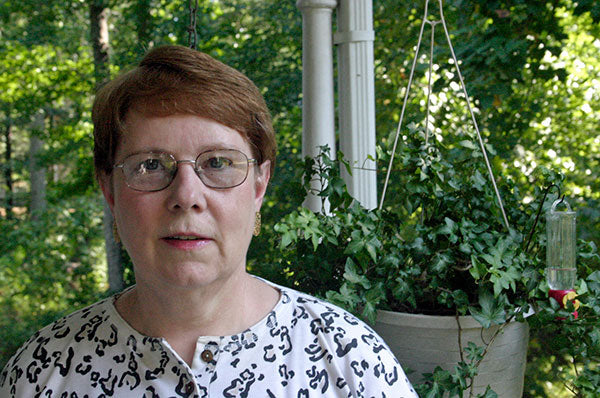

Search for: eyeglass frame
xmin=113 ymin=148 xmax=258 ymax=192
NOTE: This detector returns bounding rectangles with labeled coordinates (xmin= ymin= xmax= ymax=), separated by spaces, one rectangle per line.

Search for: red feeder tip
xmin=548 ymin=289 xmax=580 ymax=319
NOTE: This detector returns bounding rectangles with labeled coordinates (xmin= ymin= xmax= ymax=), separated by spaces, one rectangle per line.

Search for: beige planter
xmin=374 ymin=310 xmax=529 ymax=397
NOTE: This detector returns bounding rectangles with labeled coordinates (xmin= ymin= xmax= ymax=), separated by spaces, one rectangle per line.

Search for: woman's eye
xmin=136 ymin=158 xmax=163 ymax=173
xmin=144 ymin=159 xmax=161 ymax=170
xmin=206 ymin=157 xmax=233 ymax=170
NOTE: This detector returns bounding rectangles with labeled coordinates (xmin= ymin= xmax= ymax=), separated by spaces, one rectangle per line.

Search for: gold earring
xmin=112 ymin=221 xmax=121 ymax=244
xmin=253 ymin=212 xmax=261 ymax=236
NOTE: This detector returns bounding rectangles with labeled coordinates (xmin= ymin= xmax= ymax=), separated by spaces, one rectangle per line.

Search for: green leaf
xmin=490 ymin=266 xmax=521 ymax=296
xmin=437 ymin=217 xmax=456 ymax=235
xmin=459 ymin=140 xmax=478 ymax=150
xmin=432 ymin=253 xmax=450 ymax=273
xmin=280 ymin=232 xmax=293 ymax=248
xmin=310 ymin=232 xmax=320 ymax=251
xmin=459 ymin=242 xmax=472 ymax=254
xmin=452 ymin=290 xmax=470 ymax=313
xmin=469 ymin=291 xmax=506 ymax=328
xmin=362 ymin=300 xmax=377 ymax=325
xmin=479 ymin=387 xmax=499 ymax=398
xmin=471 ymin=170 xmax=487 ymax=190
xmin=463 ymin=341 xmax=485 ymax=362
xmin=343 ymin=258 xmax=371 ymax=289
xmin=578 ymin=280 xmax=589 ymax=295
xmin=481 ymin=252 xmax=501 ymax=269
xmin=365 ymin=237 xmax=379 ymax=263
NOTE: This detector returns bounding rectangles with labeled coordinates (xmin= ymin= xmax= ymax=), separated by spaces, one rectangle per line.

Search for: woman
xmin=0 ymin=45 xmax=417 ymax=397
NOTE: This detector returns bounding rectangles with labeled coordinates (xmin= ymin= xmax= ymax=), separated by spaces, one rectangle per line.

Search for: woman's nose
xmin=166 ymin=161 xmax=207 ymax=211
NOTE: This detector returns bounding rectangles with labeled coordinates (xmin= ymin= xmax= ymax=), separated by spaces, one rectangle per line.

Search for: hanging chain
xmin=379 ymin=0 xmax=511 ymax=232
xmin=187 ymin=0 xmax=199 ymax=49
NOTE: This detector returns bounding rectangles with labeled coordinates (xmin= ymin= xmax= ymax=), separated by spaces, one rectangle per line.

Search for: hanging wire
xmin=437 ymin=0 xmax=510 ymax=231
xmin=379 ymin=0 xmax=431 ymax=210
xmin=524 ymin=184 xmax=565 ymax=253
xmin=424 ymin=19 xmax=440 ymax=145
xmin=379 ymin=0 xmax=511 ymax=232
xmin=187 ymin=0 xmax=199 ymax=50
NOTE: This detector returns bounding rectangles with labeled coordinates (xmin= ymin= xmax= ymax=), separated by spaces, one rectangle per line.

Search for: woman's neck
xmin=114 ymin=272 xmax=280 ymax=365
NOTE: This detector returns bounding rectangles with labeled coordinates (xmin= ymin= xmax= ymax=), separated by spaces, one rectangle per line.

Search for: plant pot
xmin=374 ymin=310 xmax=529 ymax=398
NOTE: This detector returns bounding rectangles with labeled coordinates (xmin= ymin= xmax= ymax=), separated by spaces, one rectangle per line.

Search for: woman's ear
xmin=98 ymin=172 xmax=115 ymax=211
xmin=254 ymin=161 xmax=271 ymax=210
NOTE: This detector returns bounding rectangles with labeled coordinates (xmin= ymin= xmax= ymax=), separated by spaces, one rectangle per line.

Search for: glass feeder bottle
xmin=546 ymin=199 xmax=577 ymax=291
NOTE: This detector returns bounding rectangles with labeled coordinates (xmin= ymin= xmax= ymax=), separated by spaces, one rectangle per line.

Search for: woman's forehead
xmin=118 ymin=112 xmax=252 ymax=158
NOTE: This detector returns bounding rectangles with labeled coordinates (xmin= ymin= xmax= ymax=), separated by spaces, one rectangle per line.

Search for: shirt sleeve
xmin=0 ymin=337 xmax=36 ymax=398
xmin=292 ymin=292 xmax=419 ymax=397
xmin=329 ymin=321 xmax=418 ymax=397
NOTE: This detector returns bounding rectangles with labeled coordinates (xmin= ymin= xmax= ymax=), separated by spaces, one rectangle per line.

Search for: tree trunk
xmin=90 ymin=0 xmax=124 ymax=292
xmin=103 ymin=200 xmax=124 ymax=291
xmin=4 ymin=118 xmax=13 ymax=219
xmin=29 ymin=112 xmax=47 ymax=221
xmin=90 ymin=0 xmax=110 ymax=87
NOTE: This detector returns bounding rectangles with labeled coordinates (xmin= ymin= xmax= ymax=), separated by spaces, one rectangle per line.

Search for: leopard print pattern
xmin=0 ymin=283 xmax=418 ymax=398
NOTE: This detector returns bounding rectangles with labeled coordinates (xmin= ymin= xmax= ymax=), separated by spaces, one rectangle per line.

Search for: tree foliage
xmin=0 ymin=0 xmax=598 ymax=395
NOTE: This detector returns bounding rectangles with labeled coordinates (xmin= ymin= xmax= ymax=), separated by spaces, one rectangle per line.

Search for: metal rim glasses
xmin=114 ymin=149 xmax=257 ymax=192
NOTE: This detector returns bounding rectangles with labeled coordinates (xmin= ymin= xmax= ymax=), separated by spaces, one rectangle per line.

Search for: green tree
xmin=0 ymin=2 xmax=598 ymax=394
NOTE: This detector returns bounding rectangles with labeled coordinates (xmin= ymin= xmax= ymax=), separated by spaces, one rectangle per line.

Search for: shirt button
xmin=201 ymin=349 xmax=214 ymax=362
xmin=185 ymin=381 xmax=195 ymax=393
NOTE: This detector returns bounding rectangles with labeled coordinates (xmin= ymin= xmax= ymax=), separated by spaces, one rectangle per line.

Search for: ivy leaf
xmin=437 ymin=217 xmax=456 ymax=235
xmin=589 ymin=329 xmax=600 ymax=348
xmin=490 ymin=267 xmax=521 ymax=296
xmin=448 ymin=177 xmax=461 ymax=190
xmin=343 ymin=258 xmax=371 ymax=289
xmin=578 ymin=280 xmax=589 ymax=295
xmin=280 ymin=232 xmax=293 ymax=248
xmin=363 ymin=282 xmax=384 ymax=324
xmin=471 ymin=170 xmax=487 ymax=190
xmin=459 ymin=140 xmax=478 ymax=150
xmin=365 ymin=236 xmax=380 ymax=263
xmin=432 ymin=253 xmax=450 ymax=273
xmin=463 ymin=341 xmax=485 ymax=363
xmin=587 ymin=271 xmax=600 ymax=295
xmin=469 ymin=291 xmax=506 ymax=328
xmin=481 ymin=251 xmax=502 ymax=269
xmin=469 ymin=255 xmax=486 ymax=280
xmin=479 ymin=387 xmax=499 ymax=398
xmin=459 ymin=242 xmax=472 ymax=254
xmin=362 ymin=301 xmax=377 ymax=325
xmin=452 ymin=290 xmax=469 ymax=313
xmin=310 ymin=230 xmax=321 ymax=251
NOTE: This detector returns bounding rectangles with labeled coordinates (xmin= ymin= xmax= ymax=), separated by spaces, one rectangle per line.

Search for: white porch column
xmin=297 ymin=0 xmax=337 ymax=212
xmin=335 ymin=0 xmax=377 ymax=209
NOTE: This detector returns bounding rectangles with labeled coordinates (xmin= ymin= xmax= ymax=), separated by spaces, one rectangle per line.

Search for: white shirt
xmin=0 ymin=281 xmax=418 ymax=397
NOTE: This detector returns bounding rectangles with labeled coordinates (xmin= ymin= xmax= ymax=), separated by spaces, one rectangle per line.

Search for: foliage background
xmin=0 ymin=0 xmax=598 ymax=396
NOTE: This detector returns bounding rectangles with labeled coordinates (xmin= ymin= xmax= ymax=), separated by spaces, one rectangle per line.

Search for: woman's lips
xmin=161 ymin=234 xmax=212 ymax=250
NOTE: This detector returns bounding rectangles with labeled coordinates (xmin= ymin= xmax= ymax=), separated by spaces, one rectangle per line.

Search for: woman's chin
xmin=143 ymin=262 xmax=241 ymax=292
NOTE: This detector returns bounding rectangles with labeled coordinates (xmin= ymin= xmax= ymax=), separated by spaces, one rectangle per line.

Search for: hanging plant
xmin=273 ymin=140 xmax=600 ymax=396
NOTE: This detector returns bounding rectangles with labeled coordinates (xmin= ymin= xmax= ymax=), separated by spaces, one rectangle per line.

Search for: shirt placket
xmin=191 ymin=338 xmax=221 ymax=397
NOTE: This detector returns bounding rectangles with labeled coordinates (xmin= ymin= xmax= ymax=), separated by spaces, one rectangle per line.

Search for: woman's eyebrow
xmin=118 ymin=148 xmax=168 ymax=158
xmin=121 ymin=145 xmax=248 ymax=158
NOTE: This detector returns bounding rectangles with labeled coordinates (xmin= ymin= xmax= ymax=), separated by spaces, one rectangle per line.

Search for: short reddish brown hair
xmin=92 ymin=45 xmax=276 ymax=177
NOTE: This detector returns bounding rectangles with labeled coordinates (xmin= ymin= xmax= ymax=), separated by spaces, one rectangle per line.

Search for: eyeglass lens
xmin=118 ymin=149 xmax=252 ymax=191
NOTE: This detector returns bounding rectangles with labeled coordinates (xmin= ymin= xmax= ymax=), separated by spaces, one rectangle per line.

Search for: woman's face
xmin=100 ymin=112 xmax=270 ymax=291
